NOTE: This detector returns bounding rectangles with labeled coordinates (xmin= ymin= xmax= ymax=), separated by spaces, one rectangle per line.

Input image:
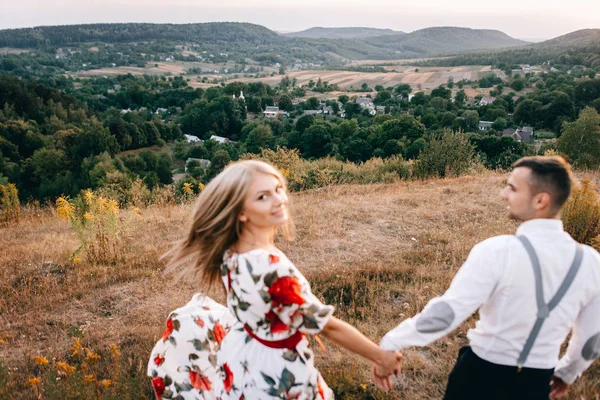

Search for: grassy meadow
xmin=1 ymin=172 xmax=600 ymax=399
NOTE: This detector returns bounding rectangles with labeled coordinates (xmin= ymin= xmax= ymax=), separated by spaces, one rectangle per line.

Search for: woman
xmin=148 ymin=160 xmax=401 ymax=399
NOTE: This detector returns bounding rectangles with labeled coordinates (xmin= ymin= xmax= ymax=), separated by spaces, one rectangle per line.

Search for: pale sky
xmin=1 ymin=0 xmax=599 ymax=40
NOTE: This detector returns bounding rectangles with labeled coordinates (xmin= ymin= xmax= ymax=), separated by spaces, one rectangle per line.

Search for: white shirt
xmin=380 ymin=219 xmax=600 ymax=384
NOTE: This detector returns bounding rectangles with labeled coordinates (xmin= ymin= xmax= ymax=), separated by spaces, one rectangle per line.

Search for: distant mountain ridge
xmin=284 ymin=27 xmax=403 ymax=39
xmin=0 ymin=22 xmax=588 ymax=63
xmin=363 ymin=27 xmax=528 ymax=56
xmin=416 ymin=29 xmax=600 ymax=67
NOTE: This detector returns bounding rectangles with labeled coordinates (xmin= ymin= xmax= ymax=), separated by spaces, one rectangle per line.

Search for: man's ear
xmin=534 ymin=192 xmax=552 ymax=211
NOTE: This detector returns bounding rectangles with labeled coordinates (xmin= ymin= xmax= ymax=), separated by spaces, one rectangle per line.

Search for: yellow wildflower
xmin=27 ymin=377 xmax=42 ymax=386
xmin=83 ymin=374 xmax=96 ymax=385
xmin=360 ymin=383 xmax=367 ymax=391
xmin=106 ymin=199 xmax=119 ymax=215
xmin=279 ymin=168 xmax=291 ymax=179
xmin=198 ymin=183 xmax=205 ymax=192
xmin=182 ymin=182 xmax=193 ymax=195
xmin=32 ymin=356 xmax=49 ymax=366
xmin=70 ymin=338 xmax=82 ymax=356
xmin=95 ymin=197 xmax=107 ymax=212
xmin=56 ymin=197 xmax=75 ymax=221
xmin=83 ymin=189 xmax=95 ymax=205
xmin=83 ymin=212 xmax=94 ymax=221
xmin=99 ymin=379 xmax=112 ymax=388
xmin=85 ymin=349 xmax=101 ymax=363
xmin=56 ymin=361 xmax=76 ymax=375
xmin=109 ymin=344 xmax=121 ymax=359
xmin=80 ymin=361 xmax=89 ymax=372
xmin=132 ymin=207 xmax=141 ymax=214
xmin=73 ymin=256 xmax=82 ymax=265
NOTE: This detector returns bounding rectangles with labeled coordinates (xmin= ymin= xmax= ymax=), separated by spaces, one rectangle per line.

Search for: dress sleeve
xmin=238 ymin=250 xmax=334 ymax=335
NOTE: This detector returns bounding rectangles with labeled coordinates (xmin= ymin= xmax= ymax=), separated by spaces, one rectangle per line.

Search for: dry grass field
xmin=1 ymin=173 xmax=599 ymax=399
xmin=228 ymin=66 xmax=503 ymax=92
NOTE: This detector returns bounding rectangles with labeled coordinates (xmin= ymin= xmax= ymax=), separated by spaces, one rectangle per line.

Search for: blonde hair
xmin=164 ymin=160 xmax=294 ymax=288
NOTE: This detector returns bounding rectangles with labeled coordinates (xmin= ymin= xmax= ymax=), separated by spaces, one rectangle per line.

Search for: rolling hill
xmin=284 ymin=27 xmax=403 ymax=39
xmin=416 ymin=29 xmax=600 ymax=68
xmin=363 ymin=27 xmax=528 ymax=57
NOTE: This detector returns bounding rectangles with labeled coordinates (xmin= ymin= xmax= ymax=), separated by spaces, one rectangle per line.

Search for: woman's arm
xmin=321 ymin=317 xmax=402 ymax=381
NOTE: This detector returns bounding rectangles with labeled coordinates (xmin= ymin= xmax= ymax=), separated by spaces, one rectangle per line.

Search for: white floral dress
xmin=148 ymin=249 xmax=335 ymax=400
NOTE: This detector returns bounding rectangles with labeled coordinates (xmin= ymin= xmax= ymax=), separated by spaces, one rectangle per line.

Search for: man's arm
xmin=380 ymin=238 xmax=504 ymax=351
xmin=553 ymin=293 xmax=600 ymax=385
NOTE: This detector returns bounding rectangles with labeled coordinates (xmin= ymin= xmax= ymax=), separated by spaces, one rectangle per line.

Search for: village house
xmin=184 ymin=134 xmax=203 ymax=143
xmin=479 ymin=97 xmax=496 ymax=106
xmin=478 ymin=121 xmax=494 ymax=132
xmin=356 ymin=98 xmax=377 ymax=116
xmin=210 ymin=135 xmax=235 ymax=144
xmin=185 ymin=158 xmax=211 ymax=173
xmin=502 ymin=126 xmax=534 ymax=143
xmin=263 ymin=106 xmax=280 ymax=118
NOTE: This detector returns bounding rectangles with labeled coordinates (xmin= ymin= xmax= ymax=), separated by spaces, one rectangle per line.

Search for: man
xmin=378 ymin=156 xmax=600 ymax=399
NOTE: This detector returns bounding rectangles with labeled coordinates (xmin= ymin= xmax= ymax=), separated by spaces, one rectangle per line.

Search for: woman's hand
xmin=371 ymin=351 xmax=402 ymax=391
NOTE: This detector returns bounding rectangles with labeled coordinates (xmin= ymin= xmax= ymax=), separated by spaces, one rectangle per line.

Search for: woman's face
xmin=239 ymin=173 xmax=289 ymax=229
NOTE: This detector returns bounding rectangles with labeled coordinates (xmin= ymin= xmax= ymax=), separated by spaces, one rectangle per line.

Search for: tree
xmin=557 ymin=107 xmax=600 ymax=168
xmin=492 ymin=117 xmax=507 ymax=131
xmin=277 ymin=94 xmax=293 ymax=112
xmin=514 ymin=99 xmax=542 ymax=127
xmin=245 ymin=125 xmax=274 ymax=154
xmin=510 ymin=77 xmax=526 ymax=91
xmin=374 ymin=115 xmax=426 ymax=149
xmin=431 ymin=86 xmax=452 ymax=100
xmin=414 ymin=131 xmax=476 ymax=179
xmin=343 ymin=103 xmax=362 ymax=119
xmin=300 ymin=123 xmax=332 ymax=158
xmin=338 ymin=95 xmax=349 ymax=104
xmin=206 ymin=150 xmax=231 ymax=181
xmin=454 ymin=90 xmax=466 ymax=106
xmin=462 ymin=110 xmax=480 ymax=132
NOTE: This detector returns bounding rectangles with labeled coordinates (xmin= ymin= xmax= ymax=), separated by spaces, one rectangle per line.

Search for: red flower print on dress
xmin=161 ymin=319 xmax=174 ymax=341
xmin=318 ymin=378 xmax=325 ymax=399
xmin=153 ymin=355 xmax=165 ymax=366
xmin=266 ymin=310 xmax=290 ymax=334
xmin=223 ymin=363 xmax=234 ymax=393
xmin=269 ymin=254 xmax=280 ymax=264
xmin=213 ymin=322 xmax=226 ymax=345
xmin=152 ymin=376 xmax=166 ymax=399
xmin=268 ymin=276 xmax=305 ymax=306
xmin=189 ymin=370 xmax=212 ymax=391
xmin=194 ymin=317 xmax=205 ymax=328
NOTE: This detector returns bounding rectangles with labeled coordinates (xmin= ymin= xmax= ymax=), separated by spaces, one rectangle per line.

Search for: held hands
xmin=549 ymin=376 xmax=569 ymax=399
xmin=371 ymin=351 xmax=403 ymax=391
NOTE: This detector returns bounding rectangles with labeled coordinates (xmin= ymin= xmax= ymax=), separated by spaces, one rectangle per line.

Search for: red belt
xmin=244 ymin=324 xmax=304 ymax=349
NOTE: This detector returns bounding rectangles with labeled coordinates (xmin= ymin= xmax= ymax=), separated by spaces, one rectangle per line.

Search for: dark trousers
xmin=443 ymin=347 xmax=554 ymax=400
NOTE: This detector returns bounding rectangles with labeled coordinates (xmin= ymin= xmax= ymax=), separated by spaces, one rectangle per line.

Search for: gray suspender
xmin=516 ymin=235 xmax=584 ymax=369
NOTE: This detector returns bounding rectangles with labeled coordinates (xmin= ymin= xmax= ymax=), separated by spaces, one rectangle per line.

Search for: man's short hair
xmin=513 ymin=156 xmax=573 ymax=212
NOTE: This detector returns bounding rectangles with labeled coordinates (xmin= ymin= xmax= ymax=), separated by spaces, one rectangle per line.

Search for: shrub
xmin=240 ymin=147 xmax=411 ymax=190
xmin=414 ymin=131 xmax=476 ymax=179
xmin=0 ymin=183 xmax=19 ymax=225
xmin=562 ymin=177 xmax=600 ymax=246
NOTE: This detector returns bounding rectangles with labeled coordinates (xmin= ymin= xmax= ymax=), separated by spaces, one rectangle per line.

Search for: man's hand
xmin=549 ymin=376 xmax=569 ymax=399
xmin=370 ymin=351 xmax=402 ymax=391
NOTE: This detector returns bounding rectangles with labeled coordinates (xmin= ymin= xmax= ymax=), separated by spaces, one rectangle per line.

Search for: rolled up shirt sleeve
xmin=380 ymin=237 xmax=505 ymax=351
xmin=554 ymin=293 xmax=600 ymax=384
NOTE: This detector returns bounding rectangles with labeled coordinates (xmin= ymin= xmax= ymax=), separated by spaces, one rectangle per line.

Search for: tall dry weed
xmin=56 ymin=189 xmax=138 ymax=265
xmin=562 ymin=176 xmax=600 ymax=247
xmin=0 ymin=183 xmax=20 ymax=226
